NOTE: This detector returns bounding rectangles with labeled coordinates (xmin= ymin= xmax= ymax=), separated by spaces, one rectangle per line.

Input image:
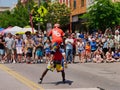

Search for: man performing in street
xmin=38 ymin=23 xmax=66 ymax=84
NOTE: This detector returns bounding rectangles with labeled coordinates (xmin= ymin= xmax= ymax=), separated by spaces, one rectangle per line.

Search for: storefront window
xmin=74 ymin=0 xmax=76 ymax=9
xmin=81 ymin=0 xmax=84 ymax=7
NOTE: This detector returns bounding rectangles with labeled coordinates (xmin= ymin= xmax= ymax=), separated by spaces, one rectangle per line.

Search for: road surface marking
xmin=0 ymin=64 xmax=44 ymax=90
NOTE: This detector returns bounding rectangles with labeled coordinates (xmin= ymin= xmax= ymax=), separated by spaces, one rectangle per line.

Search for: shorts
xmin=45 ymin=48 xmax=51 ymax=55
xmin=91 ymin=50 xmax=96 ymax=52
xmin=47 ymin=60 xmax=63 ymax=72
xmin=26 ymin=48 xmax=33 ymax=57
xmin=78 ymin=49 xmax=84 ymax=53
xmin=0 ymin=49 xmax=5 ymax=55
xmin=36 ymin=49 xmax=43 ymax=57
xmin=6 ymin=48 xmax=12 ymax=55
xmin=16 ymin=47 xmax=22 ymax=54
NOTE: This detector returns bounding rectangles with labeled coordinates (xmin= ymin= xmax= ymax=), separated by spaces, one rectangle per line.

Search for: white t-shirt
xmin=114 ymin=35 xmax=120 ymax=42
xmin=65 ymin=38 xmax=74 ymax=49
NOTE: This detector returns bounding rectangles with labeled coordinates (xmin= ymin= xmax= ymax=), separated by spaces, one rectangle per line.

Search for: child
xmin=93 ymin=48 xmax=103 ymax=63
xmin=106 ymin=48 xmax=115 ymax=63
xmin=44 ymin=38 xmax=51 ymax=63
xmin=77 ymin=38 xmax=85 ymax=63
xmin=113 ymin=50 xmax=120 ymax=62
xmin=85 ymin=42 xmax=91 ymax=62
xmin=35 ymin=38 xmax=44 ymax=63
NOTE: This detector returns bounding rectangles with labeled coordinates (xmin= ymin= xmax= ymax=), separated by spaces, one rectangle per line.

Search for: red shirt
xmin=48 ymin=27 xmax=65 ymax=44
xmin=52 ymin=50 xmax=63 ymax=61
xmin=73 ymin=38 xmax=77 ymax=48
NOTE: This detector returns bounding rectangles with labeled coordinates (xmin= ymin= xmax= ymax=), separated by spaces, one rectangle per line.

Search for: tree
xmin=31 ymin=1 xmax=71 ymax=30
xmin=81 ymin=0 xmax=120 ymax=31
xmin=0 ymin=0 xmax=35 ymax=28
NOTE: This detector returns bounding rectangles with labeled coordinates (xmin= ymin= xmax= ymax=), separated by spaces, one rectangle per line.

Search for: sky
xmin=0 ymin=0 xmax=18 ymax=7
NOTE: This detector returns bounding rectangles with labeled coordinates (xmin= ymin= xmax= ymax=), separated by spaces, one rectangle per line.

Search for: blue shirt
xmin=113 ymin=53 xmax=119 ymax=58
xmin=79 ymin=34 xmax=84 ymax=38
xmin=66 ymin=43 xmax=73 ymax=49
xmin=103 ymin=41 xmax=108 ymax=48
xmin=90 ymin=41 xmax=97 ymax=51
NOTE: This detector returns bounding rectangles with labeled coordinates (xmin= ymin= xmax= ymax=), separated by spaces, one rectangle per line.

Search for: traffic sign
xmin=38 ymin=6 xmax=48 ymax=17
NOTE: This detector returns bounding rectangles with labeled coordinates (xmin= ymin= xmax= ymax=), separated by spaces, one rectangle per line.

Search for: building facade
xmin=0 ymin=7 xmax=10 ymax=13
xmin=58 ymin=0 xmax=70 ymax=7
xmin=112 ymin=0 xmax=120 ymax=2
xmin=70 ymin=0 xmax=87 ymax=32
xmin=58 ymin=0 xmax=87 ymax=32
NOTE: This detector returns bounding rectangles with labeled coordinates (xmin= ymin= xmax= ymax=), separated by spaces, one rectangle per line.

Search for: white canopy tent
xmin=4 ymin=26 xmax=22 ymax=35
xmin=4 ymin=26 xmax=36 ymax=35
xmin=16 ymin=27 xmax=36 ymax=34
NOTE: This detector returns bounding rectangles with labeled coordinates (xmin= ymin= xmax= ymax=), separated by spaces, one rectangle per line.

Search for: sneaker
xmin=41 ymin=59 xmax=43 ymax=63
xmin=38 ymin=78 xmax=43 ymax=84
xmin=62 ymin=79 xmax=66 ymax=83
xmin=37 ymin=60 xmax=41 ymax=63
xmin=1 ymin=61 xmax=5 ymax=64
xmin=9 ymin=60 xmax=12 ymax=63
xmin=13 ymin=60 xmax=16 ymax=64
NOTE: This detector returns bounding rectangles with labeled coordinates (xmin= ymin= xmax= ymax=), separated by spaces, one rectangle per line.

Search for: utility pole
xmin=70 ymin=0 xmax=72 ymax=33
xmin=38 ymin=0 xmax=41 ymax=31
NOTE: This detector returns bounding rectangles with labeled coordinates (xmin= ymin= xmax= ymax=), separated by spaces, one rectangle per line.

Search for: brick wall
xmin=70 ymin=0 xmax=87 ymax=16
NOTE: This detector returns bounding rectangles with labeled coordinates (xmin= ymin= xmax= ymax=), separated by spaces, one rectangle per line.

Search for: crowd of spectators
xmin=0 ymin=27 xmax=120 ymax=64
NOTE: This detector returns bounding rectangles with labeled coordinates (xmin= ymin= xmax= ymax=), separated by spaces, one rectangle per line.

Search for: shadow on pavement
xmin=41 ymin=80 xmax=73 ymax=85
xmin=55 ymin=80 xmax=73 ymax=85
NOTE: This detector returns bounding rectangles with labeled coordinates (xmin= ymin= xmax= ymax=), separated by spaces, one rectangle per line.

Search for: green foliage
xmin=0 ymin=0 xmax=70 ymax=30
xmin=47 ymin=2 xmax=70 ymax=26
xmin=81 ymin=0 xmax=120 ymax=31
xmin=31 ymin=2 xmax=70 ymax=30
xmin=0 ymin=0 xmax=35 ymax=28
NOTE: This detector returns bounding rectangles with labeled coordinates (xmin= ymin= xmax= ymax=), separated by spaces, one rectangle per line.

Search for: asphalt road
xmin=0 ymin=57 xmax=120 ymax=90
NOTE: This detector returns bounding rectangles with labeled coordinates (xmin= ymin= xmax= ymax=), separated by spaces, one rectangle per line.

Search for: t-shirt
xmin=79 ymin=34 xmax=84 ymax=38
xmin=90 ymin=41 xmax=97 ymax=51
xmin=0 ymin=43 xmax=5 ymax=49
xmin=113 ymin=53 xmax=119 ymax=58
xmin=5 ymin=37 xmax=14 ymax=49
xmin=16 ymin=39 xmax=23 ymax=47
xmin=52 ymin=50 xmax=63 ymax=60
xmin=77 ymin=42 xmax=84 ymax=50
xmin=33 ymin=35 xmax=42 ymax=45
xmin=85 ymin=45 xmax=91 ymax=52
xmin=48 ymin=27 xmax=64 ymax=44
xmin=0 ymin=37 xmax=5 ymax=49
xmin=65 ymin=38 xmax=74 ymax=49
xmin=73 ymin=38 xmax=77 ymax=48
